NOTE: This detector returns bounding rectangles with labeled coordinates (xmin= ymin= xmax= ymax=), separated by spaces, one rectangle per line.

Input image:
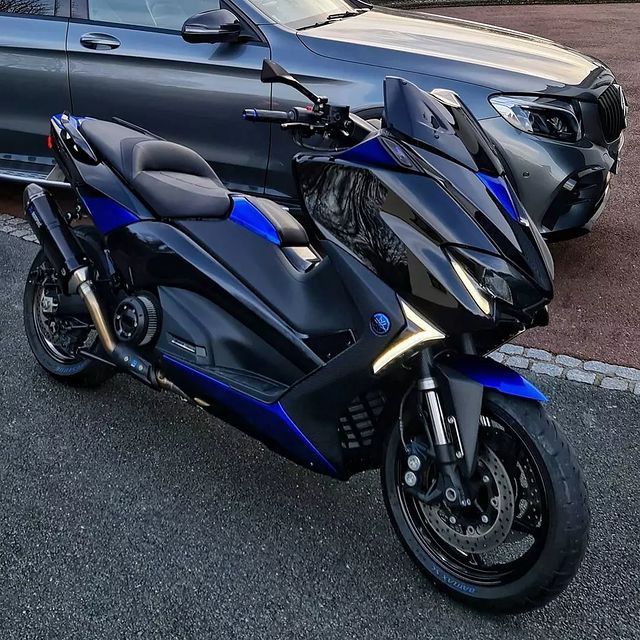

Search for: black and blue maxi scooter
xmin=22 ymin=60 xmax=588 ymax=612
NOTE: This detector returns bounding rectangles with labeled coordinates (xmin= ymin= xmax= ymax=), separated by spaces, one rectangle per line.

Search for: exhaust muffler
xmin=24 ymin=183 xmax=117 ymax=354
xmin=23 ymin=184 xmax=189 ymax=398
xmin=24 ymin=184 xmax=87 ymax=294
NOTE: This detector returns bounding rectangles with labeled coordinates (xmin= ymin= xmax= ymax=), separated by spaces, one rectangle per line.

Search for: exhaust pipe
xmin=24 ymin=184 xmax=190 ymax=398
xmin=24 ymin=184 xmax=87 ymax=294
xmin=24 ymin=184 xmax=117 ymax=354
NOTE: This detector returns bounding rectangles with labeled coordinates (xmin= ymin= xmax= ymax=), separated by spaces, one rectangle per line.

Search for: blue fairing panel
xmin=477 ymin=173 xmax=520 ymax=222
xmin=448 ymin=355 xmax=547 ymax=402
xmin=162 ymin=356 xmax=338 ymax=476
xmin=229 ymin=197 xmax=280 ymax=245
xmin=338 ymin=136 xmax=398 ymax=169
xmin=80 ymin=194 xmax=138 ymax=235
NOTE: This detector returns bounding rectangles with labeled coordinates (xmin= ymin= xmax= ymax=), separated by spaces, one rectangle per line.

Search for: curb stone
xmin=0 ymin=217 xmax=39 ymax=245
xmin=1 ymin=213 xmax=638 ymax=394
xmin=494 ymin=345 xmax=637 ymax=393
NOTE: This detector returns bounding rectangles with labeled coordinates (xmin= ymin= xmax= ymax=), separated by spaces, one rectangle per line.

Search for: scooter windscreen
xmin=383 ymin=77 xmax=505 ymax=177
xmin=381 ymin=77 xmax=555 ymax=288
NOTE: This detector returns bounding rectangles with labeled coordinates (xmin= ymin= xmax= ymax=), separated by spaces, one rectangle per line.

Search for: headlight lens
xmin=490 ymin=95 xmax=582 ymax=141
xmin=449 ymin=248 xmax=546 ymax=312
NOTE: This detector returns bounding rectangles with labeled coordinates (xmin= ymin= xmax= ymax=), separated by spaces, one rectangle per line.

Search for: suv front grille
xmin=598 ymin=84 xmax=626 ymax=142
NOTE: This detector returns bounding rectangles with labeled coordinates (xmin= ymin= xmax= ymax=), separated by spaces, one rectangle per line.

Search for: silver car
xmin=0 ymin=0 xmax=627 ymax=238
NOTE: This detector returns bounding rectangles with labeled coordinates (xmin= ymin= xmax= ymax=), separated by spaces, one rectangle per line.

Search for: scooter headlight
xmin=449 ymin=248 xmax=544 ymax=313
xmin=450 ymin=258 xmax=493 ymax=316
xmin=482 ymin=271 xmax=513 ymax=305
xmin=490 ymin=95 xmax=582 ymax=142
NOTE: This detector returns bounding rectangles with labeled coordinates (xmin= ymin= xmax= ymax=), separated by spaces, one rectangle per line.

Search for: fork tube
xmin=419 ymin=378 xmax=449 ymax=446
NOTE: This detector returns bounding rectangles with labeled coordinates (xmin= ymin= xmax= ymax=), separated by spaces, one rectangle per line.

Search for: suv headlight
xmin=490 ymin=95 xmax=582 ymax=142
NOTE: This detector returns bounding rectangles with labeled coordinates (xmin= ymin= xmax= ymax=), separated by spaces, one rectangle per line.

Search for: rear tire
xmin=381 ymin=392 xmax=589 ymax=613
xmin=23 ymin=250 xmax=114 ymax=388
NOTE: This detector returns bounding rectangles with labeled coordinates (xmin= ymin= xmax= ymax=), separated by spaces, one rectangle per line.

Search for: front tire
xmin=381 ymin=392 xmax=589 ymax=613
xmin=23 ymin=250 xmax=114 ymax=388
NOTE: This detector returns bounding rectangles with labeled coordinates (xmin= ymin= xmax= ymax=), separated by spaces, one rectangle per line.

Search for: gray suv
xmin=0 ymin=0 xmax=627 ymax=237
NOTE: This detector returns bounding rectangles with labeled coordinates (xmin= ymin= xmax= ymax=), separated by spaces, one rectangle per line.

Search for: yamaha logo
xmin=371 ymin=313 xmax=391 ymax=336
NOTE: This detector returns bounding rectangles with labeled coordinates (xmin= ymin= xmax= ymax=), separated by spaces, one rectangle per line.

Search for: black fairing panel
xmin=157 ymin=287 xmax=305 ymax=388
xmin=295 ymin=152 xmax=552 ymax=353
xmin=177 ymin=218 xmax=359 ymax=336
xmin=407 ymin=149 xmax=554 ymax=290
xmin=279 ymin=241 xmax=408 ymax=476
xmin=106 ymin=221 xmax=323 ymax=374
xmin=296 ymin=159 xmax=495 ymax=335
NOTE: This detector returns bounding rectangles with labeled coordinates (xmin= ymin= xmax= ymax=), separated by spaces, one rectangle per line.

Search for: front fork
xmin=403 ymin=352 xmax=476 ymax=508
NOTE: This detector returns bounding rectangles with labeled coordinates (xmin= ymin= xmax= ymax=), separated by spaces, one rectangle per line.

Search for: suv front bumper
xmin=481 ymin=117 xmax=624 ymax=239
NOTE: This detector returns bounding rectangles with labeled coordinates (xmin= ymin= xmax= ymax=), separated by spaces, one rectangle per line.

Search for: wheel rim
xmin=395 ymin=414 xmax=550 ymax=587
xmin=31 ymin=266 xmax=96 ymax=364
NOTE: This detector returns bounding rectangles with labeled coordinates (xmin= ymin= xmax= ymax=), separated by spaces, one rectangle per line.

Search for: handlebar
xmin=244 ymin=60 xmax=375 ymax=151
xmin=243 ymin=103 xmax=373 ymax=151
xmin=243 ymin=107 xmax=320 ymax=125
xmin=242 ymin=108 xmax=293 ymax=124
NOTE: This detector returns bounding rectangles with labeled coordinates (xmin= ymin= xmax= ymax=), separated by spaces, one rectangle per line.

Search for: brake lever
xmin=281 ymin=122 xmax=322 ymax=130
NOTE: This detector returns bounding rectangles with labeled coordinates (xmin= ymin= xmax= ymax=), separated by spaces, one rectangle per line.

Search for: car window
xmin=87 ymin=0 xmax=220 ymax=31
xmin=0 ymin=0 xmax=56 ymax=15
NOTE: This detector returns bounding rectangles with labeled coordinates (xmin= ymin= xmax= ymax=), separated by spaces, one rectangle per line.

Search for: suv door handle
xmin=80 ymin=33 xmax=121 ymax=50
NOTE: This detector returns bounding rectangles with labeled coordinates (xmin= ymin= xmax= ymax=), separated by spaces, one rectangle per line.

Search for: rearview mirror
xmin=182 ymin=9 xmax=242 ymax=44
xmin=261 ymin=60 xmax=298 ymax=85
xmin=260 ymin=60 xmax=323 ymax=105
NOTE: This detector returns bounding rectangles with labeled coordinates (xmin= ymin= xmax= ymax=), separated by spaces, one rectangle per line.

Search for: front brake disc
xmin=421 ymin=447 xmax=516 ymax=554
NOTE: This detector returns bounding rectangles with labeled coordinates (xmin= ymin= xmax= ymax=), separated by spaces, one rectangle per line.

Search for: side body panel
xmin=104 ymin=220 xmax=408 ymax=478
xmin=106 ymin=221 xmax=323 ymax=374
xmin=0 ymin=12 xmax=70 ymax=165
xmin=66 ymin=17 xmax=272 ymax=194
xmin=162 ymin=354 xmax=339 ymax=476
xmin=176 ymin=217 xmax=359 ymax=335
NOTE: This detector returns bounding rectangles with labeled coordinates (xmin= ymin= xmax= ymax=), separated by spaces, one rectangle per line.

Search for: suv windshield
xmin=248 ymin=0 xmax=360 ymax=29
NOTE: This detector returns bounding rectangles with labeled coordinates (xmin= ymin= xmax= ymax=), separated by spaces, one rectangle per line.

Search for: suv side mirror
xmin=182 ymin=9 xmax=242 ymax=44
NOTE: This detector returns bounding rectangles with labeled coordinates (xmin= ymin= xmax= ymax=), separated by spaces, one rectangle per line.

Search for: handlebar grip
xmin=243 ymin=109 xmax=292 ymax=124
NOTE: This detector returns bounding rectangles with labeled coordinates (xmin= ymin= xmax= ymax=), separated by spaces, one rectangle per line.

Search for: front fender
xmin=447 ymin=354 xmax=547 ymax=403
xmin=434 ymin=354 xmax=546 ymax=478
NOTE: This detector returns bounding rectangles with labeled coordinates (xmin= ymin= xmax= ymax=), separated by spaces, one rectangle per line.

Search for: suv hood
xmin=298 ymin=10 xmax=610 ymax=95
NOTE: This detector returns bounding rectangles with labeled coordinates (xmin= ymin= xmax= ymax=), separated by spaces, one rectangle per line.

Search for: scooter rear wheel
xmin=23 ymin=251 xmax=114 ymax=387
xmin=381 ymin=391 xmax=589 ymax=613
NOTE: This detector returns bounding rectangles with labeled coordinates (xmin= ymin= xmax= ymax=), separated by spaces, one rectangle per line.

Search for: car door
xmin=0 ymin=0 xmax=70 ymax=178
xmin=66 ymin=0 xmax=271 ymax=194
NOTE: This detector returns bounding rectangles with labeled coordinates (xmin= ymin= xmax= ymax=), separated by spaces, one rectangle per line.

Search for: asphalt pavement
xmin=0 ymin=230 xmax=638 ymax=637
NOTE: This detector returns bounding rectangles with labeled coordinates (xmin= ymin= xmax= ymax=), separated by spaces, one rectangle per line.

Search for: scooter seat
xmin=80 ymin=119 xmax=232 ymax=219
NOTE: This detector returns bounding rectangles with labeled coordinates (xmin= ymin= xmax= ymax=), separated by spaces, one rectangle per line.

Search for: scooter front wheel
xmin=381 ymin=391 xmax=589 ymax=613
